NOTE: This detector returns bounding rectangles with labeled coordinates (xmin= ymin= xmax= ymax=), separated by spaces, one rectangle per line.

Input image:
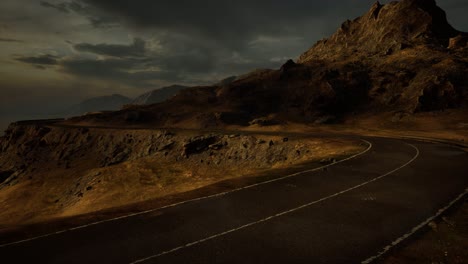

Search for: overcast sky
xmin=0 ymin=0 xmax=467 ymax=124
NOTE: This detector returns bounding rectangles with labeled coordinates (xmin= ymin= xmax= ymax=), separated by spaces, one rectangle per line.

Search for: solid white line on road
xmin=361 ymin=187 xmax=468 ymax=264
xmin=129 ymin=143 xmax=419 ymax=264
xmin=0 ymin=139 xmax=373 ymax=248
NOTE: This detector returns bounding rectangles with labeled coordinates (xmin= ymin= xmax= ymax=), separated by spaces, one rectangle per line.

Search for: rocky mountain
xmin=67 ymin=0 xmax=467 ymax=128
xmin=66 ymin=94 xmax=131 ymax=116
xmin=298 ymin=0 xmax=463 ymax=62
xmin=131 ymin=85 xmax=188 ymax=105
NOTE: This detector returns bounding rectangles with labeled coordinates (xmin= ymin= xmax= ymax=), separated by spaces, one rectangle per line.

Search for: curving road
xmin=0 ymin=136 xmax=467 ymax=264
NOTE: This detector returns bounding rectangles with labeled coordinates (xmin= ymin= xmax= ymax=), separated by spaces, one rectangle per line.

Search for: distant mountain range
xmin=65 ymin=85 xmax=198 ymax=116
xmin=67 ymin=77 xmax=240 ymax=116
xmin=0 ymin=86 xmax=192 ymax=132
xmin=66 ymin=94 xmax=132 ymax=116
xmin=131 ymin=85 xmax=188 ymax=105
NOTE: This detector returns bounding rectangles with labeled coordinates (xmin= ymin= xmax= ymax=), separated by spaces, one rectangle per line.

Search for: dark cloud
xmin=60 ymin=57 xmax=181 ymax=86
xmin=60 ymin=1 xmax=386 ymax=84
xmin=80 ymin=0 xmax=378 ymax=49
xmin=40 ymin=1 xmax=70 ymax=13
xmin=70 ymin=0 xmax=468 ymax=82
xmin=74 ymin=38 xmax=146 ymax=58
xmin=0 ymin=38 xmax=23 ymax=43
xmin=64 ymin=29 xmax=292 ymax=86
xmin=15 ymin=54 xmax=59 ymax=66
xmin=40 ymin=0 xmax=119 ymax=28
xmin=60 ymin=57 xmax=137 ymax=78
xmin=58 ymin=50 xmax=278 ymax=87
xmin=154 ymin=41 xmax=218 ymax=74
xmin=78 ymin=0 xmax=468 ymax=53
xmin=61 ymin=36 xmax=233 ymax=85
xmin=66 ymin=1 xmax=119 ymax=28
xmin=64 ymin=36 xmax=219 ymax=84
xmin=34 ymin=0 xmax=468 ymax=88
xmin=161 ymin=52 xmax=216 ymax=74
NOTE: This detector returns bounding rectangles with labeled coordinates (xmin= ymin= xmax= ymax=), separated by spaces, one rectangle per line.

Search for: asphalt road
xmin=0 ymin=136 xmax=467 ymax=264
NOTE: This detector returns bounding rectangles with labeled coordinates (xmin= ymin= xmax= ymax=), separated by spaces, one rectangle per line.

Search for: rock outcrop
xmin=448 ymin=35 xmax=468 ymax=50
xmin=298 ymin=0 xmax=461 ymax=63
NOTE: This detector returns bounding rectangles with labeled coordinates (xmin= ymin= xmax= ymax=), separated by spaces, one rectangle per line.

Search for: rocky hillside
xmin=64 ymin=0 xmax=467 ymax=129
xmin=298 ymin=0 xmax=463 ymax=62
xmin=0 ymin=122 xmax=361 ymax=225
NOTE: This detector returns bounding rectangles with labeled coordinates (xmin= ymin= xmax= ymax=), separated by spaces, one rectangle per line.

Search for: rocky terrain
xmin=64 ymin=0 xmax=467 ymax=129
xmin=0 ymin=122 xmax=362 ymax=227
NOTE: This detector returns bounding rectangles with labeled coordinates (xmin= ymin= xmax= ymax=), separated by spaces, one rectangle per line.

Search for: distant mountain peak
xmin=131 ymin=85 xmax=188 ymax=105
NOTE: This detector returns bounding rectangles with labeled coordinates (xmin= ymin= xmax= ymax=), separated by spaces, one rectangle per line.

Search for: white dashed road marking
xmin=361 ymin=188 xmax=468 ymax=264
